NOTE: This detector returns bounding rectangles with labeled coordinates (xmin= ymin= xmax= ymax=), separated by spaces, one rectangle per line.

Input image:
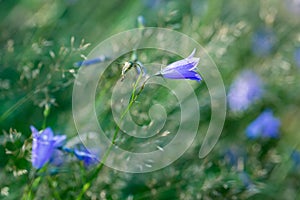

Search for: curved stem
xmin=76 ymin=73 xmax=151 ymax=200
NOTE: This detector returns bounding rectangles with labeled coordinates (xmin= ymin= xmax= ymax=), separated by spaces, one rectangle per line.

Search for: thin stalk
xmin=76 ymin=73 xmax=151 ymax=200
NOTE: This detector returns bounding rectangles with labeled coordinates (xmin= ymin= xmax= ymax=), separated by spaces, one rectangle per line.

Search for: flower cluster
xmin=31 ymin=126 xmax=100 ymax=169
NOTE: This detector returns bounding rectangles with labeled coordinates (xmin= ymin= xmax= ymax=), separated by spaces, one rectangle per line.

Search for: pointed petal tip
xmin=187 ymin=48 xmax=197 ymax=59
xmin=30 ymin=125 xmax=37 ymax=132
xmin=195 ymin=75 xmax=202 ymax=82
xmin=30 ymin=125 xmax=39 ymax=137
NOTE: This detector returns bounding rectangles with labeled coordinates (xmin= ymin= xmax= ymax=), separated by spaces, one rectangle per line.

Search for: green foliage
xmin=1 ymin=0 xmax=300 ymax=199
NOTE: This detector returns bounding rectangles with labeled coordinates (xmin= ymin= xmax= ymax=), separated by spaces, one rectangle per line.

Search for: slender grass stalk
xmin=76 ymin=73 xmax=151 ymax=200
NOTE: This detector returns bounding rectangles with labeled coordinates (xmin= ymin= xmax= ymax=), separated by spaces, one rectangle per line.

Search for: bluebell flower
xmin=246 ymin=110 xmax=281 ymax=139
xmin=74 ymin=55 xmax=109 ymax=67
xmin=31 ymin=126 xmax=66 ymax=169
xmin=252 ymin=28 xmax=276 ymax=56
xmin=294 ymin=47 xmax=300 ymax=68
xmin=157 ymin=49 xmax=202 ymax=82
xmin=228 ymin=70 xmax=263 ymax=112
xmin=74 ymin=146 xmax=99 ymax=167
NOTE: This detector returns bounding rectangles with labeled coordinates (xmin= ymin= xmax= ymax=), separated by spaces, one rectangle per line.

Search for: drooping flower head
xmin=31 ymin=126 xmax=66 ymax=169
xmin=252 ymin=28 xmax=276 ymax=56
xmin=246 ymin=110 xmax=281 ymax=139
xmin=74 ymin=145 xmax=100 ymax=167
xmin=74 ymin=55 xmax=109 ymax=67
xmin=228 ymin=70 xmax=263 ymax=112
xmin=157 ymin=49 xmax=202 ymax=82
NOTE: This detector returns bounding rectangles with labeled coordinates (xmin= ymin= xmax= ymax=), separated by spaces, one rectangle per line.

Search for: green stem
xmin=21 ymin=170 xmax=41 ymax=200
xmin=47 ymin=176 xmax=62 ymax=200
xmin=76 ymin=73 xmax=150 ymax=200
xmin=42 ymin=104 xmax=50 ymax=129
xmin=42 ymin=118 xmax=47 ymax=130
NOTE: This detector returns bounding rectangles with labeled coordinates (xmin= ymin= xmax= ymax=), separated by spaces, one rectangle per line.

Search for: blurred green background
xmin=1 ymin=0 xmax=300 ymax=199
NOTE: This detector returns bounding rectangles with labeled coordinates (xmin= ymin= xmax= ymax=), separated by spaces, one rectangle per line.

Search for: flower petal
xmin=162 ymin=69 xmax=202 ymax=81
xmin=187 ymin=48 xmax=196 ymax=59
xmin=163 ymin=57 xmax=199 ymax=72
xmin=74 ymin=147 xmax=99 ymax=167
xmin=40 ymin=127 xmax=54 ymax=141
xmin=32 ymin=136 xmax=54 ymax=169
xmin=53 ymin=135 xmax=67 ymax=147
xmin=158 ymin=49 xmax=201 ymax=82
xmin=30 ymin=125 xmax=39 ymax=138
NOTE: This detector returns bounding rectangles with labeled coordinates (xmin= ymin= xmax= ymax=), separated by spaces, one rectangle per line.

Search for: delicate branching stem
xmin=76 ymin=73 xmax=151 ymax=200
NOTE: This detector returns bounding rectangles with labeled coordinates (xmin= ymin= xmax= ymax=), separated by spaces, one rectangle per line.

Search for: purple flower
xmin=74 ymin=146 xmax=99 ymax=167
xmin=49 ymin=150 xmax=65 ymax=167
xmin=246 ymin=110 xmax=281 ymax=139
xmin=31 ymin=126 xmax=66 ymax=169
xmin=252 ymin=28 xmax=276 ymax=56
xmin=74 ymin=55 xmax=109 ymax=67
xmin=294 ymin=47 xmax=300 ymax=68
xmin=158 ymin=49 xmax=202 ymax=82
xmin=228 ymin=70 xmax=263 ymax=112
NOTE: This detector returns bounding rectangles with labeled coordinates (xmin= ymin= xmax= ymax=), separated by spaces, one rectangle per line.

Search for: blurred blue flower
xmin=142 ymin=0 xmax=161 ymax=9
xmin=158 ymin=49 xmax=202 ymax=82
xmin=74 ymin=146 xmax=99 ymax=167
xmin=294 ymin=47 xmax=300 ymax=68
xmin=228 ymin=70 xmax=263 ymax=112
xmin=31 ymin=126 xmax=66 ymax=169
xmin=246 ymin=110 xmax=281 ymax=139
xmin=137 ymin=15 xmax=146 ymax=28
xmin=74 ymin=55 xmax=109 ymax=67
xmin=252 ymin=28 xmax=276 ymax=56
xmin=291 ymin=150 xmax=300 ymax=169
xmin=224 ymin=146 xmax=246 ymax=169
xmin=239 ymin=172 xmax=252 ymax=188
xmin=285 ymin=150 xmax=300 ymax=175
xmin=285 ymin=0 xmax=300 ymax=16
